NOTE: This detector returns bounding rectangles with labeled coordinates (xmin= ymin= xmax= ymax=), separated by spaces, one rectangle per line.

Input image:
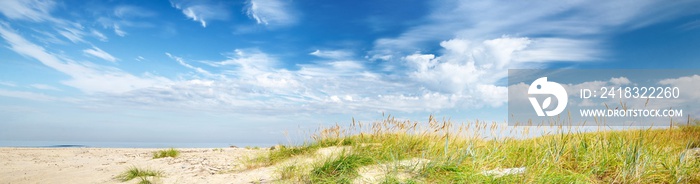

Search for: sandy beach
xmin=0 ymin=148 xmax=270 ymax=184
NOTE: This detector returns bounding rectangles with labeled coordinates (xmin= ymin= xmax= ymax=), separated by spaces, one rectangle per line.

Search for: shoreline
xmin=0 ymin=140 xmax=279 ymax=149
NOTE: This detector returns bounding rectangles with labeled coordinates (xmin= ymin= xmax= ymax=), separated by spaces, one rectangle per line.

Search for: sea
xmin=0 ymin=140 xmax=278 ymax=148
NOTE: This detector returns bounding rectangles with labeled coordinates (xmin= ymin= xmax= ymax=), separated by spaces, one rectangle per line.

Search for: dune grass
xmin=251 ymin=115 xmax=700 ymax=183
xmin=115 ymin=167 xmax=163 ymax=184
xmin=152 ymin=148 xmax=180 ymax=159
xmin=309 ymin=153 xmax=374 ymax=183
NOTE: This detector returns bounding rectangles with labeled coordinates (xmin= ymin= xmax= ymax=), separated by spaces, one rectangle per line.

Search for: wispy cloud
xmin=91 ymin=29 xmax=108 ymax=42
xmin=171 ymin=0 xmax=229 ymax=28
xmin=166 ymin=53 xmax=214 ymax=76
xmin=0 ymin=23 xmax=169 ymax=94
xmin=678 ymin=20 xmax=700 ymax=31
xmin=309 ymin=49 xmax=353 ymax=60
xmin=207 ymin=49 xmax=279 ymax=72
xmin=113 ymin=24 xmax=127 ymax=37
xmin=114 ymin=5 xmax=156 ymax=18
xmin=0 ymin=89 xmax=58 ymax=101
xmin=372 ymin=0 xmax=697 ymax=61
xmin=57 ymin=27 xmax=86 ymax=43
xmin=245 ymin=0 xmax=297 ymax=26
xmin=0 ymin=0 xmax=57 ymax=22
xmin=95 ymin=5 xmax=156 ymax=37
xmin=0 ymin=81 xmax=17 ymax=87
xmin=83 ymin=46 xmax=117 ymax=62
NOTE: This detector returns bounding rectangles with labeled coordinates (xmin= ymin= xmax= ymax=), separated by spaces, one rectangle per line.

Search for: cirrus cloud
xmin=245 ymin=0 xmax=297 ymax=26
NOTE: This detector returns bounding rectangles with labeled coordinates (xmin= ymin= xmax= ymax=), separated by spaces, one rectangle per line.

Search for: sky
xmin=0 ymin=0 xmax=699 ymax=146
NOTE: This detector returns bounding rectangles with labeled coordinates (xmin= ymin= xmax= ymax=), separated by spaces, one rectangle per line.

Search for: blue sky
xmin=1 ymin=0 xmax=699 ymax=145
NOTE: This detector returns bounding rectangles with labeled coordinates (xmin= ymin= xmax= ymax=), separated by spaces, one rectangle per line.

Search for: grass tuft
xmin=309 ymin=154 xmax=374 ymax=183
xmin=152 ymin=148 xmax=179 ymax=159
xmin=115 ymin=167 xmax=162 ymax=182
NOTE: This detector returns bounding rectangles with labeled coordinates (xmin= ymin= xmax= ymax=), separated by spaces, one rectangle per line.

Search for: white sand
xmin=0 ymin=147 xmax=269 ymax=184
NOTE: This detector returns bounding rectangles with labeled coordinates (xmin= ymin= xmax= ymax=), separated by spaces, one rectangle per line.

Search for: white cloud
xmin=0 ymin=23 xmax=169 ymax=94
xmin=208 ymin=49 xmax=278 ymax=72
xmin=246 ymin=0 xmax=297 ymax=26
xmin=659 ymin=75 xmax=700 ymax=101
xmin=91 ymin=29 xmax=108 ymax=42
xmin=512 ymin=38 xmax=601 ymax=62
xmin=309 ymin=49 xmax=353 ymax=59
xmin=83 ymin=46 xmax=117 ymax=62
xmin=171 ymin=0 xmax=229 ymax=28
xmin=114 ymin=5 xmax=155 ymax=18
xmin=75 ymin=47 xmax=491 ymax=114
xmin=95 ymin=6 xmax=157 ymax=37
xmin=0 ymin=0 xmax=57 ymax=22
xmin=165 ymin=53 xmax=214 ymax=76
xmin=404 ymin=36 xmax=531 ymax=94
xmin=57 ymin=27 xmax=85 ymax=43
xmin=113 ymin=24 xmax=127 ymax=37
xmin=372 ymin=0 xmax=697 ymax=63
xmin=610 ymin=77 xmax=631 ymax=85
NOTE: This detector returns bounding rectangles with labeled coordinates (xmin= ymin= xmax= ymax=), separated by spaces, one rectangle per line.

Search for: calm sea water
xmin=0 ymin=140 xmax=278 ymax=148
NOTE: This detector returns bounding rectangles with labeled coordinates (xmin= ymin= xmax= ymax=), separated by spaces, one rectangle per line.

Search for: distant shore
xmin=0 ymin=147 xmax=269 ymax=183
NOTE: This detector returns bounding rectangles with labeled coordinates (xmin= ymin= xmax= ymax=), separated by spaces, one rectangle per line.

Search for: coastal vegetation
xmin=249 ymin=115 xmax=700 ymax=183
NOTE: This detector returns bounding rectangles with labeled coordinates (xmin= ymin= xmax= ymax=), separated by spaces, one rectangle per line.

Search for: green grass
xmin=309 ymin=153 xmax=374 ymax=183
xmin=115 ymin=167 xmax=163 ymax=183
xmin=152 ymin=148 xmax=180 ymax=159
xmin=250 ymin=115 xmax=700 ymax=183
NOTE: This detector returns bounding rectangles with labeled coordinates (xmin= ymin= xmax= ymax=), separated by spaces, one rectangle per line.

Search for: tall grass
xmin=253 ymin=115 xmax=700 ymax=183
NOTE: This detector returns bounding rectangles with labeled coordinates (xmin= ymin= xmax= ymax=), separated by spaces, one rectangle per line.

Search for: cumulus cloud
xmin=246 ymin=0 xmax=296 ymax=26
xmin=659 ymin=75 xmax=700 ymax=101
xmin=404 ymin=36 xmax=531 ymax=94
xmin=83 ymin=46 xmax=117 ymax=62
xmin=171 ymin=0 xmax=229 ymax=27
xmin=610 ymin=77 xmax=631 ymax=85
